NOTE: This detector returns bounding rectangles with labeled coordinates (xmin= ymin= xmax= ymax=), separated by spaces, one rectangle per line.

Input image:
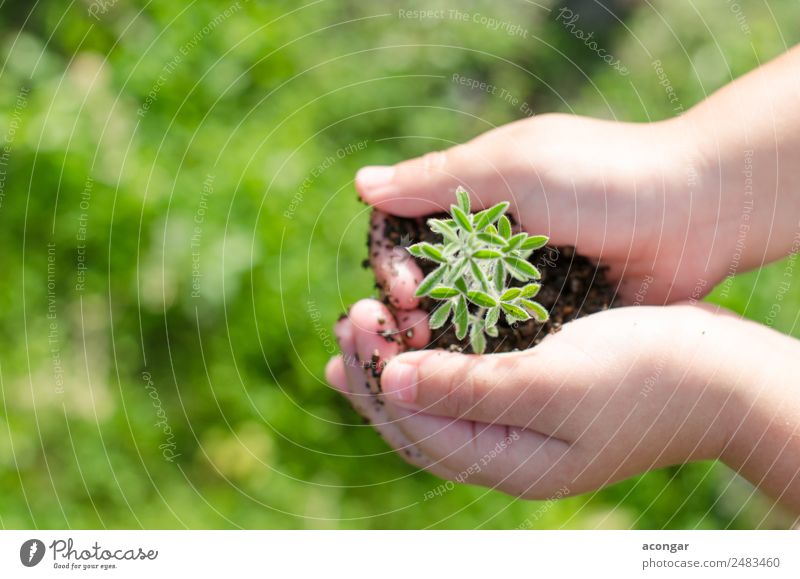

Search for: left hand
xmin=327 ymin=298 xmax=749 ymax=500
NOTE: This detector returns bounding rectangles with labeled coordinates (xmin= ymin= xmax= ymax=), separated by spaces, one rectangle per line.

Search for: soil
xmin=370 ymin=212 xmax=620 ymax=353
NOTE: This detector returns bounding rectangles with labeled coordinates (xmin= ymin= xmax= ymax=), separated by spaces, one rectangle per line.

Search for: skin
xmin=327 ymin=47 xmax=800 ymax=514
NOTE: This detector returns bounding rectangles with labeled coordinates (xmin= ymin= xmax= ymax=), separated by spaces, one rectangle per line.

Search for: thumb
xmin=356 ymin=125 xmax=527 ymax=216
xmin=378 ymin=346 xmax=577 ymax=433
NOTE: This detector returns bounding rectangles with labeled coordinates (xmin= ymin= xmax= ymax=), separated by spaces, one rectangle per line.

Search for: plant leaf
xmin=451 ymin=205 xmax=473 ymax=232
xmin=406 ymin=244 xmax=428 ymax=259
xmin=505 ymin=233 xmax=527 ymax=250
xmin=469 ymin=327 xmax=486 ymax=354
xmin=446 ymin=258 xmax=469 ymax=284
xmin=456 ymin=187 xmax=471 ymax=213
xmin=429 ymin=301 xmax=453 ymax=329
xmin=498 ymin=215 xmax=512 ymax=239
xmin=519 ymin=283 xmax=541 ymax=298
xmin=501 ymin=302 xmax=530 ymax=323
xmin=474 ymin=201 xmax=509 ymax=229
xmin=428 ymin=219 xmax=459 ymax=243
xmin=454 ymin=296 xmax=468 ymax=339
xmin=493 ymin=260 xmax=504 ymax=293
xmin=466 ymin=290 xmax=497 ymax=308
xmin=500 ymin=288 xmax=522 ymax=301
xmin=504 ymin=257 xmax=541 ymax=280
xmin=521 ymin=299 xmax=549 ymax=322
xmin=485 ymin=306 xmax=500 ymax=330
xmin=416 ymin=242 xmax=446 ymax=262
xmin=454 ymin=276 xmax=468 ymax=293
xmin=473 ymin=249 xmax=503 ymax=259
xmin=470 ymin=261 xmax=490 ymax=293
xmin=521 ymin=235 xmax=549 ymax=251
xmin=415 ymin=266 xmax=446 ymax=296
xmin=477 ymin=232 xmax=507 ymax=246
xmin=429 ymin=286 xmax=460 ymax=299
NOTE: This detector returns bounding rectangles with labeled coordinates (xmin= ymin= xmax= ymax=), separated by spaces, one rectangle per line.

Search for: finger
xmin=356 ymin=124 xmax=527 ymax=217
xmin=395 ymin=309 xmax=431 ymax=350
xmin=385 ymin=403 xmax=574 ymax=500
xmin=368 ymin=211 xmax=425 ymax=310
xmin=379 ymin=346 xmax=584 ymax=436
xmin=334 ymin=312 xmax=458 ymax=479
xmin=324 ymin=355 xmax=347 ymax=393
xmin=348 ymin=299 xmax=403 ymax=383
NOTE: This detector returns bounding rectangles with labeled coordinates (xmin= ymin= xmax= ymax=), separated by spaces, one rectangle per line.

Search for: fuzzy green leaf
xmin=456 ymin=187 xmax=471 ymax=213
xmin=428 ymin=219 xmax=459 ymax=243
xmin=485 ymin=306 xmax=500 ymax=330
xmin=415 ymin=266 xmax=446 ymax=296
xmin=493 ymin=260 xmax=504 ymax=293
xmin=473 ymin=249 xmax=503 ymax=259
xmin=521 ymin=299 xmax=549 ymax=322
xmin=500 ymin=288 xmax=522 ymax=301
xmin=470 ymin=261 xmax=490 ymax=293
xmin=429 ymin=301 xmax=453 ymax=329
xmin=504 ymin=257 xmax=541 ymax=280
xmin=454 ymin=276 xmax=468 ymax=293
xmin=477 ymin=232 xmax=507 ymax=246
xmin=406 ymin=244 xmax=427 ymax=259
xmin=429 ymin=286 xmax=460 ymax=299
xmin=469 ymin=327 xmax=487 ymax=355
xmin=416 ymin=242 xmax=446 ymax=262
xmin=466 ymin=290 xmax=497 ymax=308
xmin=505 ymin=233 xmax=527 ymax=250
xmin=444 ymin=258 xmax=469 ymax=285
xmin=521 ymin=235 xmax=549 ymax=251
xmin=454 ymin=296 xmax=469 ymax=339
xmin=501 ymin=302 xmax=531 ymax=322
xmin=519 ymin=283 xmax=541 ymax=298
xmin=474 ymin=202 xmax=509 ymax=229
xmin=451 ymin=205 xmax=473 ymax=232
xmin=498 ymin=215 xmax=512 ymax=239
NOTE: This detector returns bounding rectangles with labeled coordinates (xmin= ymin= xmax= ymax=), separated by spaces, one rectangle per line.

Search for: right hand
xmin=359 ymin=113 xmax=732 ymax=307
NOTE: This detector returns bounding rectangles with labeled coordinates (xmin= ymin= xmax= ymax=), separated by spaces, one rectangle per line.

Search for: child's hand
xmin=359 ymin=113 xmax=716 ymax=306
xmin=327 ymin=299 xmax=800 ymax=510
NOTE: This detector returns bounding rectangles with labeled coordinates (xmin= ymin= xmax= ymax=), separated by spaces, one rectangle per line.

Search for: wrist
xmin=714 ymin=316 xmax=800 ymax=511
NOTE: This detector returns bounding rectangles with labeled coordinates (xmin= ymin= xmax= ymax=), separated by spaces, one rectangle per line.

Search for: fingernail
xmin=356 ymin=166 xmax=395 ymax=190
xmin=381 ymin=361 xmax=418 ymax=404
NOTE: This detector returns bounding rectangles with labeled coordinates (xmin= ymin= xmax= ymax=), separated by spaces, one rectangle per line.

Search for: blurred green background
xmin=1 ymin=0 xmax=798 ymax=529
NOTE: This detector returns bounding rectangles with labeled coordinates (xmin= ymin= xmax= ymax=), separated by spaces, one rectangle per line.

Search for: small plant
xmin=407 ymin=187 xmax=550 ymax=354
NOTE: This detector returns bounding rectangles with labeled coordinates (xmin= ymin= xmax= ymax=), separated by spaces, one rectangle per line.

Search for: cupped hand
xmin=359 ymin=113 xmax=731 ymax=306
xmin=327 ymin=297 xmax=751 ymax=500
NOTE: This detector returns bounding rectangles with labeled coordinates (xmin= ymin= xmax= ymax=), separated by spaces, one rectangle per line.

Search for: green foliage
xmin=0 ymin=0 xmax=797 ymax=530
xmin=409 ymin=188 xmax=548 ymax=353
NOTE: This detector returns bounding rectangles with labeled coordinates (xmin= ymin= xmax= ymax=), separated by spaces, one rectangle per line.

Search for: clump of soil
xmin=371 ymin=212 xmax=619 ymax=353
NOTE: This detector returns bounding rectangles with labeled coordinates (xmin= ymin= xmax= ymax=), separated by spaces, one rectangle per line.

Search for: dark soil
xmin=371 ymin=212 xmax=619 ymax=353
